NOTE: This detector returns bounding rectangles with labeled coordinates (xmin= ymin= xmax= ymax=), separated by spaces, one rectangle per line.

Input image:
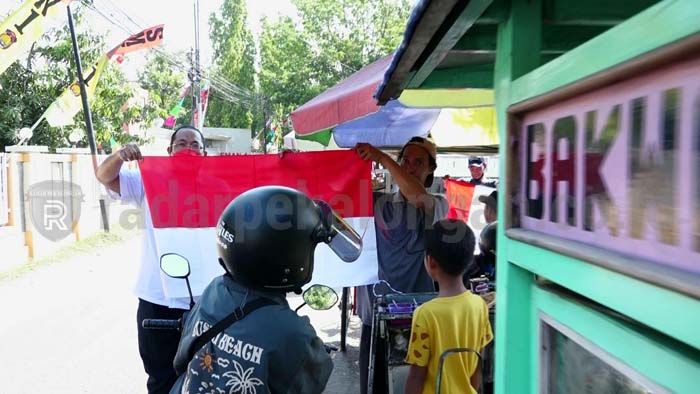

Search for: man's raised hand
xmin=118 ymin=143 xmax=143 ymax=162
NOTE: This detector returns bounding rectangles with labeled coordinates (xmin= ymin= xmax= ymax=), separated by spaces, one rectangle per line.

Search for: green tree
xmin=0 ymin=62 xmax=57 ymax=149
xmin=292 ymin=0 xmax=411 ymax=87
xmin=206 ymin=0 xmax=257 ymax=129
xmin=0 ymin=9 xmax=107 ymax=150
xmin=138 ymin=51 xmax=188 ymax=126
xmin=258 ymin=16 xmax=319 ymax=113
xmin=256 ymin=0 xmax=411 ymax=142
xmin=87 ymin=62 xmax=144 ymax=149
xmin=0 ymin=8 xmax=150 ymax=152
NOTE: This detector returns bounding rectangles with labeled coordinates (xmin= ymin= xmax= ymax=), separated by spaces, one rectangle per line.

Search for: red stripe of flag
xmin=445 ymin=178 xmax=475 ymax=221
xmin=139 ymin=150 xmax=373 ymax=228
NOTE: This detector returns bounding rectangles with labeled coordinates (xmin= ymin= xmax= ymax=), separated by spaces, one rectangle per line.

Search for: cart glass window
xmin=540 ymin=316 xmax=668 ymax=394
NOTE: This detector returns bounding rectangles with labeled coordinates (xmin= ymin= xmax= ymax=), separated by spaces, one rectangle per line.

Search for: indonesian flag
xmin=445 ymin=178 xmax=476 ymax=221
xmin=138 ymin=150 xmax=378 ymax=297
xmin=445 ymin=177 xmax=496 ymax=242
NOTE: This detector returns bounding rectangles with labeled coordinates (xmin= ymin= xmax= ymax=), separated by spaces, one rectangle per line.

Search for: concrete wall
xmin=202 ymin=127 xmax=252 ymax=155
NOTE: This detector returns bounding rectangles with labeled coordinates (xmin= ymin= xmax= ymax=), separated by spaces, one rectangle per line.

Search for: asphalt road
xmin=0 ymin=233 xmax=361 ymax=394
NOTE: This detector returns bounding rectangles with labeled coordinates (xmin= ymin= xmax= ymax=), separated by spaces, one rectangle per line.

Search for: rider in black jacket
xmin=170 ymin=186 xmax=341 ymax=394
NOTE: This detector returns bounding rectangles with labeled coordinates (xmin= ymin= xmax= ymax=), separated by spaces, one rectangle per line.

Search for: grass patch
xmin=0 ymin=226 xmax=139 ymax=283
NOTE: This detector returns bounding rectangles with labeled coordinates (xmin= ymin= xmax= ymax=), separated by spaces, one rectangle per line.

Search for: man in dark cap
xmin=467 ymin=156 xmax=497 ymax=188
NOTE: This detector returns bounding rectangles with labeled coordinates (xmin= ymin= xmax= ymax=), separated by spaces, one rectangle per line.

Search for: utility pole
xmin=261 ymin=95 xmax=268 ymax=154
xmin=189 ymin=49 xmax=198 ymax=127
xmin=191 ymin=0 xmax=202 ymax=129
xmin=67 ymin=4 xmax=109 ymax=233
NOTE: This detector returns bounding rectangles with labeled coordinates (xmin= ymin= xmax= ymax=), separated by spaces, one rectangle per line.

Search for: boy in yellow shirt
xmin=405 ymin=219 xmax=493 ymax=394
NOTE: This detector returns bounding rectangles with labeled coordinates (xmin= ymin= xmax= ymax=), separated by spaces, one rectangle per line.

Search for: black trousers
xmin=360 ymin=324 xmax=387 ymax=394
xmin=136 ymin=298 xmax=187 ymax=394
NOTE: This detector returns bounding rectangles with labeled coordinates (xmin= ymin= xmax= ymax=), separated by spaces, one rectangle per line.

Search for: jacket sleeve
xmin=286 ymin=336 xmax=333 ymax=394
xmin=173 ymin=305 xmax=202 ymax=376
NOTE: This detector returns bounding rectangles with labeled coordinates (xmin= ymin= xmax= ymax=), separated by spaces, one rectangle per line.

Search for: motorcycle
xmin=143 ymin=196 xmax=363 ymax=335
xmin=143 ymin=253 xmax=342 ymax=354
xmin=141 ymin=253 xmax=195 ymax=331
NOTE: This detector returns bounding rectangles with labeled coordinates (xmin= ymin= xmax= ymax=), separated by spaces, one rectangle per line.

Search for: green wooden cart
xmin=375 ymin=1 xmax=700 ymax=392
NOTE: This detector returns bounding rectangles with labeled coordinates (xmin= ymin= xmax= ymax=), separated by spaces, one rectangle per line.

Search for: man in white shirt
xmin=96 ymin=125 xmax=207 ymax=394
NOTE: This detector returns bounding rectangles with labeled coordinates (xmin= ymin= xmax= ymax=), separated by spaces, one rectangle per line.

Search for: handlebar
xmin=324 ymin=344 xmax=339 ymax=353
xmin=142 ymin=318 xmax=181 ymax=330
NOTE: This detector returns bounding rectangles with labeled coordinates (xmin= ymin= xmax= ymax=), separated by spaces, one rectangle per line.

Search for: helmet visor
xmin=314 ymin=200 xmax=363 ymax=262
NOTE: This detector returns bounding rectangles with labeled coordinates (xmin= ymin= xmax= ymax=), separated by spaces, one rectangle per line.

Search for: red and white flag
xmin=445 ymin=177 xmax=496 ymax=247
xmin=139 ymin=150 xmax=377 ymax=297
xmin=444 ymin=178 xmax=476 ymax=221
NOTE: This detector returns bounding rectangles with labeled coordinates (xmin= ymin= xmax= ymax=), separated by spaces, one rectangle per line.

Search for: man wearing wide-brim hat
xmin=354 ymin=137 xmax=449 ymax=394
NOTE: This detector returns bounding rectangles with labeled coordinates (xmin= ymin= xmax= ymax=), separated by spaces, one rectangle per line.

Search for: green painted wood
xmin=419 ymin=63 xmax=494 ymax=89
xmin=453 ymin=24 xmax=498 ymax=51
xmin=543 ymin=0 xmax=661 ymax=23
xmin=493 ymin=1 xmax=542 ymax=393
xmin=494 ymin=263 xmax=535 ymax=394
xmin=541 ymin=24 xmax=611 ymax=52
xmin=506 ymin=239 xmax=700 ymax=349
xmin=406 ymin=0 xmax=493 ymax=88
xmin=478 ymin=0 xmax=509 ymax=23
xmin=454 ymin=24 xmax=611 ymax=53
xmin=507 ymin=5 xmax=542 ymax=80
xmin=511 ymin=0 xmax=700 ymax=105
xmin=539 ymin=53 xmax=561 ymax=64
xmin=533 ymin=287 xmax=700 ymax=392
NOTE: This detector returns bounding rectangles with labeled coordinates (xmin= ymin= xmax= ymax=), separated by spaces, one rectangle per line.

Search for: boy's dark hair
xmin=425 ymin=219 xmax=476 ymax=276
xmin=169 ymin=125 xmax=205 ymax=146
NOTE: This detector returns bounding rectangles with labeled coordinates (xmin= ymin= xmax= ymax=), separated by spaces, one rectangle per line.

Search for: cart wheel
xmin=340 ymin=287 xmax=352 ymax=352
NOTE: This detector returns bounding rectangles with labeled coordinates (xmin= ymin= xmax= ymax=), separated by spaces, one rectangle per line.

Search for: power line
xmin=81 ymin=0 xmax=259 ymax=108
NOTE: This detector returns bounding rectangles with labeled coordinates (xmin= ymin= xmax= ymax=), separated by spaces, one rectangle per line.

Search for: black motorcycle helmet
xmin=216 ymin=186 xmax=331 ymax=292
xmin=479 ymin=221 xmax=497 ymax=262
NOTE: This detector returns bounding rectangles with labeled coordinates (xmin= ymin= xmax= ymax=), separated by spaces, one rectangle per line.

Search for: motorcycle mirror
xmin=302 ymin=285 xmax=339 ymax=311
xmin=314 ymin=200 xmax=362 ymax=262
xmin=160 ymin=253 xmax=191 ymax=279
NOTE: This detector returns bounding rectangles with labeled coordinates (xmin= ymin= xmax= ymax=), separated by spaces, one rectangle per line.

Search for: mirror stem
xmin=294 ymin=302 xmax=307 ymax=313
xmin=185 ymin=278 xmax=195 ymax=309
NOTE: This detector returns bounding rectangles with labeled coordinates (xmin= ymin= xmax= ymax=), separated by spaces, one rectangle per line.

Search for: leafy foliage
xmin=303 ymin=285 xmax=338 ymax=310
xmin=255 ymin=0 xmax=410 ymax=150
xmin=0 ymin=9 xmax=144 ymax=151
xmin=138 ymin=51 xmax=188 ymax=127
xmin=0 ymin=0 xmax=411 ymax=152
xmin=206 ymin=0 xmax=257 ymax=130
xmin=291 ymin=0 xmax=411 ymax=88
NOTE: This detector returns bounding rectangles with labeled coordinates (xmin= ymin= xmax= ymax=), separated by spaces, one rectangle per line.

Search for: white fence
xmin=0 ymin=151 xmax=141 ymax=263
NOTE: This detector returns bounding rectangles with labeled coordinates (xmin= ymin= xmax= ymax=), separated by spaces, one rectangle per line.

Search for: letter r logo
xmin=44 ymin=200 xmax=68 ymax=231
